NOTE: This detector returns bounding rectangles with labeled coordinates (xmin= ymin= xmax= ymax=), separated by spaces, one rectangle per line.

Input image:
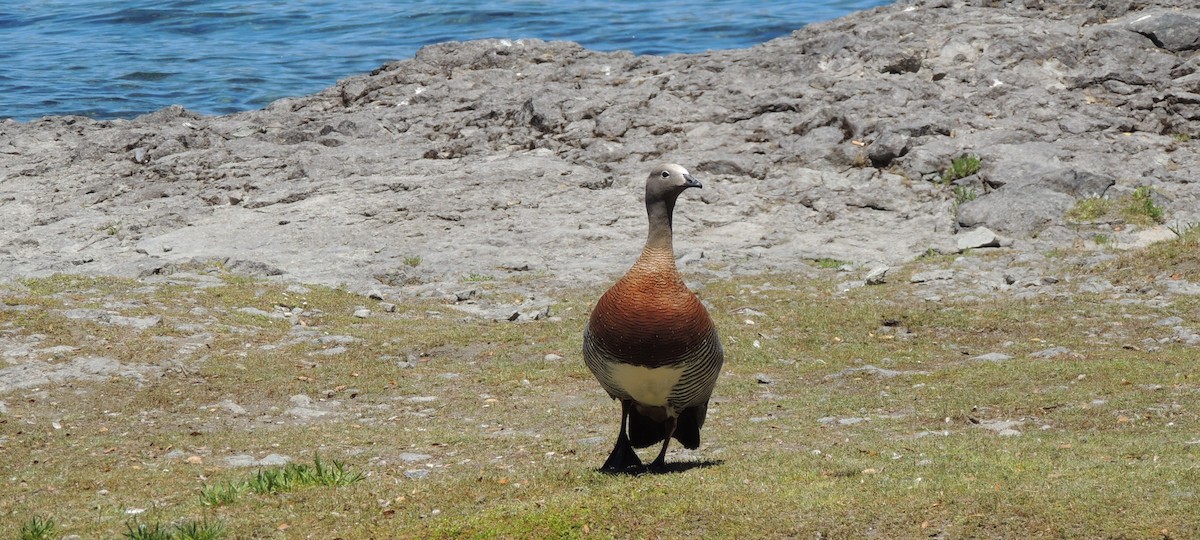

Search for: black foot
xmin=600 ymin=442 xmax=643 ymax=475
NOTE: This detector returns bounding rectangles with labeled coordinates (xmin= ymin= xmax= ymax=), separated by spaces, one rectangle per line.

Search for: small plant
xmin=403 ymin=256 xmax=422 ymax=267
xmin=1066 ymin=197 xmax=1113 ymax=223
xmin=813 ymin=258 xmax=847 ymax=269
xmin=940 ymin=154 xmax=981 ymax=184
xmin=952 ymin=185 xmax=977 ymax=205
xmin=124 ymin=521 xmax=173 ymax=540
xmin=1122 ymin=186 xmax=1165 ymax=226
xmin=1092 ymin=233 xmax=1111 ymax=245
xmin=199 ymin=482 xmax=246 ymax=507
xmin=464 ymin=273 xmax=494 ymax=282
xmin=174 ymin=518 xmax=226 ymax=540
xmin=20 ymin=515 xmax=57 ymax=540
xmin=1167 ymin=221 xmax=1199 ymax=238
xmin=1171 ymin=132 xmax=1191 ymax=143
xmin=245 ymin=455 xmax=363 ymax=495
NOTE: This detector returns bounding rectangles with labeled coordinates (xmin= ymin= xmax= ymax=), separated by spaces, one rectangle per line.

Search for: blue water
xmin=0 ymin=1 xmax=890 ymax=121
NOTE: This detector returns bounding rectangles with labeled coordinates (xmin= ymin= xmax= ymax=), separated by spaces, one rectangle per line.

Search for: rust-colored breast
xmin=586 ymin=261 xmax=717 ymax=368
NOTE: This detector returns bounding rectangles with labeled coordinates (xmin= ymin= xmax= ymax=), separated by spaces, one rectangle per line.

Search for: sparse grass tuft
xmin=940 ymin=154 xmax=981 ymax=184
xmin=1065 ymin=197 xmax=1112 ymax=223
xmin=173 ymin=518 xmax=226 ymax=540
xmin=952 ymin=184 xmax=977 ymax=205
xmin=20 ymin=516 xmax=57 ymax=540
xmin=199 ymin=482 xmax=246 ymax=507
xmin=464 ymin=272 xmax=495 ymax=282
xmin=124 ymin=521 xmax=173 ymax=540
xmin=1121 ymin=186 xmax=1165 ymax=226
xmin=1067 ymin=187 xmax=1165 ymax=226
xmin=404 ymin=255 xmax=422 ymax=267
xmin=1101 ymin=219 xmax=1200 ymax=285
xmin=812 ymin=258 xmax=848 ymax=269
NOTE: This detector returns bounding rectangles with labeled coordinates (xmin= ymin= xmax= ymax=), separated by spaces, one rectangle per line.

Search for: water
xmin=0 ymin=1 xmax=891 ymax=121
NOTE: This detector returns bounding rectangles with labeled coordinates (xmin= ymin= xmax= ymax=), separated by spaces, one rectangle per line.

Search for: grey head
xmin=645 ymin=163 xmax=702 ymax=204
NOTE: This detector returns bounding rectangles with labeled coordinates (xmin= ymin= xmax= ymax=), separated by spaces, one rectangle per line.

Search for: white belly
xmin=609 ymin=364 xmax=684 ymax=407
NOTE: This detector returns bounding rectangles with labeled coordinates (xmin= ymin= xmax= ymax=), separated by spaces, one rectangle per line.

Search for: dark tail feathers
xmin=628 ymin=403 xmax=708 ymax=450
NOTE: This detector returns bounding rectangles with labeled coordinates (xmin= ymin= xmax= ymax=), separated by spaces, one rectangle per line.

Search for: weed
xmin=241 ymin=456 xmax=363 ymax=495
xmin=1121 ymin=186 xmax=1164 ymax=226
xmin=813 ymin=258 xmax=848 ymax=269
xmin=1066 ymin=187 xmax=1165 ymax=226
xmin=20 ymin=516 xmax=57 ymax=540
xmin=1092 ymin=233 xmax=1110 ymax=245
xmin=1171 ymin=132 xmax=1191 ymax=143
xmin=174 ymin=518 xmax=226 ymax=540
xmin=1065 ymin=197 xmax=1112 ymax=223
xmin=199 ymin=482 xmax=246 ymax=507
xmin=464 ymin=273 xmax=494 ymax=282
xmin=124 ymin=521 xmax=173 ymax=540
xmin=940 ymin=154 xmax=981 ymax=184
xmin=404 ymin=256 xmax=422 ymax=267
xmin=952 ymin=185 xmax=977 ymax=205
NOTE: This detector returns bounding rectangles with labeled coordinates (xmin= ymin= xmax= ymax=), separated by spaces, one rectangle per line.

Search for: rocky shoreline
xmin=1 ymin=0 xmax=1197 ymax=301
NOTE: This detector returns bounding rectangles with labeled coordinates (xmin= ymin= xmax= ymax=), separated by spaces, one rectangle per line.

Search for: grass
xmin=19 ymin=516 xmax=56 ymax=540
xmin=941 ymin=154 xmax=981 ymax=184
xmin=1067 ymin=186 xmax=1166 ymax=227
xmin=1 ymin=256 xmax=1199 ymax=538
xmin=1100 ymin=220 xmax=1200 ymax=286
xmin=812 ymin=257 xmax=847 ymax=269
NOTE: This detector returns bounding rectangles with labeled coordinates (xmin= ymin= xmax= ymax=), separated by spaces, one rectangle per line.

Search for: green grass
xmin=2 ymin=259 xmax=1199 ymax=538
xmin=941 ymin=154 xmax=981 ymax=184
xmin=812 ymin=258 xmax=847 ymax=269
xmin=1067 ymin=186 xmax=1166 ymax=227
xmin=19 ymin=516 xmax=57 ymax=540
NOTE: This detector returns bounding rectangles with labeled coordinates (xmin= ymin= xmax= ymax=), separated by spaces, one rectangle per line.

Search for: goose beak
xmin=683 ymin=174 xmax=702 ymax=189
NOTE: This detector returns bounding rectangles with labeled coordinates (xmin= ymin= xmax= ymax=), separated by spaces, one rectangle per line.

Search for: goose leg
xmin=601 ymin=399 xmax=643 ymax=474
xmin=648 ymin=416 xmax=678 ymax=473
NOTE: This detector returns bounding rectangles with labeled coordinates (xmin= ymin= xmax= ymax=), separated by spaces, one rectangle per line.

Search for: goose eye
xmin=660 ymin=171 xmax=670 ymax=178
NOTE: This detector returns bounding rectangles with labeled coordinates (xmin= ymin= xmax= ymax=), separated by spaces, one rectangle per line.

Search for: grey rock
xmin=865 ymin=265 xmax=889 ymax=285
xmin=824 ymin=364 xmax=928 ymax=380
xmin=1029 ymin=347 xmax=1073 ymax=359
xmin=956 ymin=227 xmax=1002 ymax=251
xmin=1156 ymin=316 xmax=1185 ymax=327
xmin=399 ymin=452 xmax=433 ymax=463
xmin=258 ymin=453 xmax=290 ymax=466
xmin=957 ymin=187 xmax=1075 ymax=236
xmin=754 ymin=373 xmax=774 ymax=384
xmin=972 ymin=352 xmax=1014 ymax=363
xmin=404 ymin=469 xmax=430 ymax=480
xmin=0 ymin=0 xmax=1197 ymax=308
xmin=911 ymin=269 xmax=954 ymax=283
xmin=207 ymin=399 xmax=247 ymax=416
xmin=353 ymin=308 xmax=371 ymax=318
xmin=226 ymin=454 xmax=292 ymax=467
xmin=1127 ymin=12 xmax=1200 ymax=52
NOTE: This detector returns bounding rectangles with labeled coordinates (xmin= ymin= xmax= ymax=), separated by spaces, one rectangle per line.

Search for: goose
xmin=582 ymin=163 xmax=724 ymax=473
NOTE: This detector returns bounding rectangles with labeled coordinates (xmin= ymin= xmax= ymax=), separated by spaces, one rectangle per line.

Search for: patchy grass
xmin=1 ymin=265 xmax=1198 ymax=538
xmin=812 ymin=258 xmax=848 ymax=269
xmin=941 ymin=154 xmax=981 ymax=184
xmin=1065 ymin=197 xmax=1112 ymax=223
xmin=1067 ymin=187 xmax=1166 ymax=227
xmin=1101 ymin=221 xmax=1200 ymax=287
xmin=19 ymin=516 xmax=57 ymax=540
